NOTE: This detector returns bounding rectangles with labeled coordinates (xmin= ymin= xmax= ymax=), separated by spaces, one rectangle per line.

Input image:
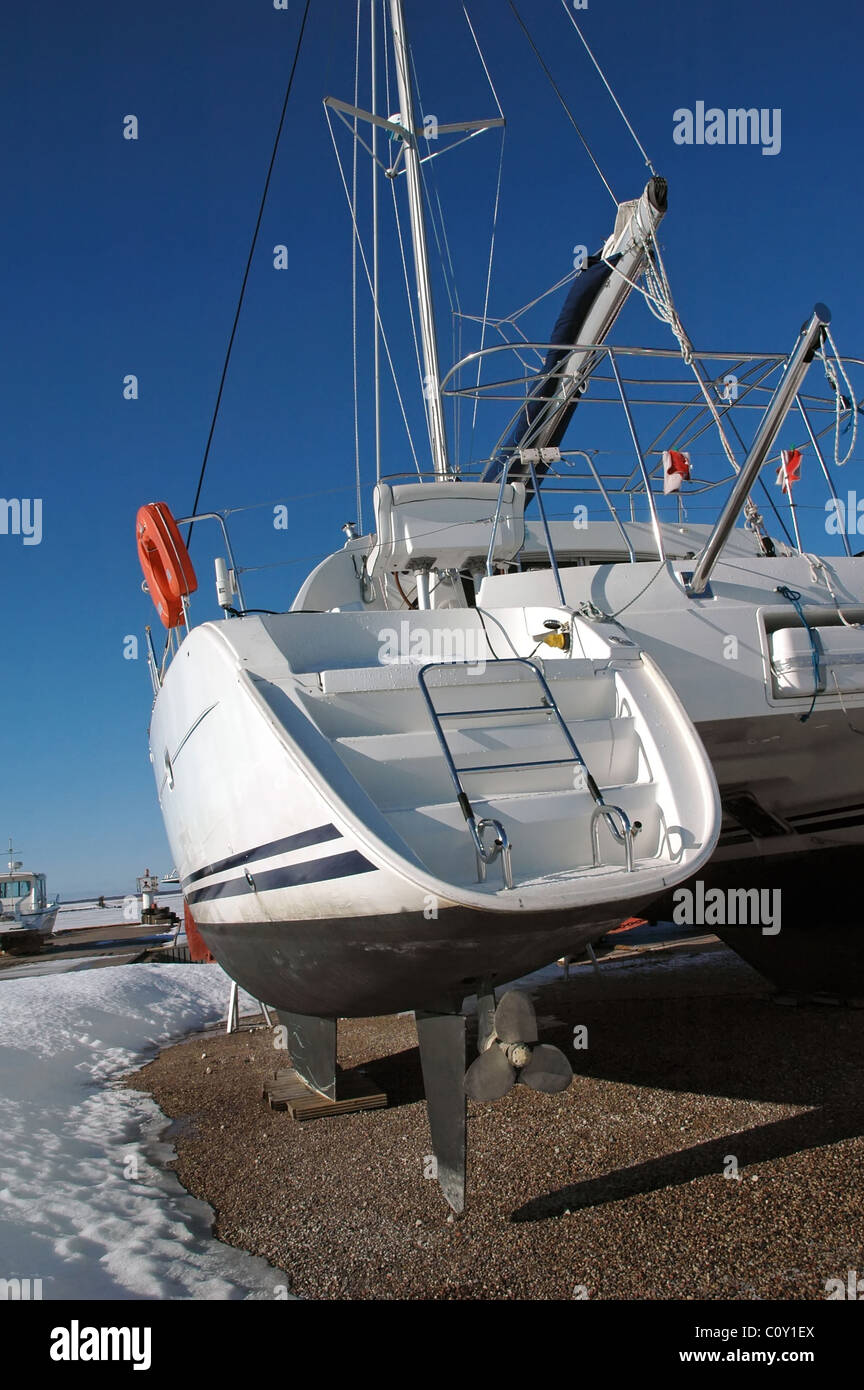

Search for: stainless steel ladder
xmin=417 ymin=657 xmax=639 ymax=888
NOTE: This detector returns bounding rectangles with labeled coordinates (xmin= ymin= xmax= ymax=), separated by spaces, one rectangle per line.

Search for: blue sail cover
xmin=481 ymin=254 xmax=619 ymax=487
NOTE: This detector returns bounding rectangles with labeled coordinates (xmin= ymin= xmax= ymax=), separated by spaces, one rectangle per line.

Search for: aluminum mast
xmin=388 ymin=0 xmax=451 ymax=479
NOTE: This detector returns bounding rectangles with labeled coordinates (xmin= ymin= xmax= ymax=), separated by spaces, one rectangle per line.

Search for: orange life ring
xmin=136 ymin=502 xmax=198 ymax=628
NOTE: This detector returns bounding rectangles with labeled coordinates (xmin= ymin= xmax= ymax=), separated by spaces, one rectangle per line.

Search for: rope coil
xmin=819 ymin=326 xmax=859 ymax=467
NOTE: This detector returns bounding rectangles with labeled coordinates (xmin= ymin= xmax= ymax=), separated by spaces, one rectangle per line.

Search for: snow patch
xmin=0 ymin=964 xmax=290 ymax=1300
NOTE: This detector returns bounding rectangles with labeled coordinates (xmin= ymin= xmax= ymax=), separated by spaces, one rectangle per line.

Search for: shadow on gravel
xmin=348 ymin=984 xmax=864 ymax=1224
xmin=357 ymin=1047 xmax=425 ymax=1108
xmin=511 ymin=1102 xmax=864 ymax=1222
xmin=510 ymin=991 xmax=864 ymax=1222
xmin=535 ymin=995 xmax=863 ymax=1101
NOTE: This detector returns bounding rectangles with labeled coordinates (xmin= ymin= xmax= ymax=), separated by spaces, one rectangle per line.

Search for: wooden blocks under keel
xmin=263 ymin=1066 xmax=387 ymax=1120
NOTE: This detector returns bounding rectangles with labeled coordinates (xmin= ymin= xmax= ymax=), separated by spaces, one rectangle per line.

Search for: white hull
xmin=150 ymin=594 xmax=721 ymax=1013
xmin=0 ymin=906 xmax=58 ymax=937
xmin=150 ymin=514 xmax=864 ymax=1006
xmin=478 ymin=531 xmax=864 ymax=860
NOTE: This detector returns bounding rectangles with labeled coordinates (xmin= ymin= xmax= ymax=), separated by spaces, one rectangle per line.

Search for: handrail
xmin=484 ymin=450 xmax=569 ymax=599
xmin=439 ymin=338 xmax=864 ymax=398
xmin=608 ymin=352 xmax=666 ymax=563
xmin=686 ymin=304 xmax=831 ymax=595
xmin=416 ymin=661 xmax=513 ymax=888
xmin=472 ymin=818 xmax=514 ymax=890
xmin=174 ymin=512 xmax=248 ymax=613
xmin=796 ymin=395 xmax=853 ymax=560
xmin=526 ymin=455 xmax=567 ymax=605
xmin=463 ymin=330 xmax=859 ymax=575
xmin=485 ymin=445 xmax=637 ymax=595
xmin=417 ymin=656 xmax=639 ymax=883
xmin=591 ymin=803 xmax=637 ymax=872
xmin=576 ymin=450 xmax=637 ymax=562
xmin=440 ymin=339 xmax=860 ymax=523
xmin=486 ymin=467 xmax=520 ymax=578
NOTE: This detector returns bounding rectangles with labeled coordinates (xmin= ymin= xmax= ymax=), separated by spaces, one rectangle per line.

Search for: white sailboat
xmin=134 ymin=2 xmax=864 ymax=1209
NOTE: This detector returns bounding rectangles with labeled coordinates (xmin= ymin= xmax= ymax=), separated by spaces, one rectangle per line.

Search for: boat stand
xmin=263 ymin=1065 xmax=387 ymax=1119
xmin=266 ymin=1003 xmax=468 ymax=1211
xmin=265 ymin=1009 xmax=387 ymax=1120
xmin=225 ymin=978 xmax=274 ymax=1033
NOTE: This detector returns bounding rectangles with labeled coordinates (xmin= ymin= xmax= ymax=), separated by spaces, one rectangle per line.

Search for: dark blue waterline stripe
xmin=182 ymin=824 xmax=342 ymax=890
xmin=185 ymin=850 xmax=376 ymax=905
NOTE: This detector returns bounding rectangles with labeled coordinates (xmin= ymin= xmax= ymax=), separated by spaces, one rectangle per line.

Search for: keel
xmin=415 ymin=1009 xmax=467 ymax=1213
xmin=274 ymin=1010 xmax=337 ymax=1100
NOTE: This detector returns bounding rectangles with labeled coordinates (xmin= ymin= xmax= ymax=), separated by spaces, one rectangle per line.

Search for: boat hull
xmin=195 ymin=900 xmax=642 ymax=1017
xmin=0 ymin=906 xmax=57 ymax=936
xmin=479 ymin=551 xmax=864 ymax=992
xmin=152 ymin=607 xmax=718 ymax=1017
xmin=644 ymin=842 xmax=864 ymax=996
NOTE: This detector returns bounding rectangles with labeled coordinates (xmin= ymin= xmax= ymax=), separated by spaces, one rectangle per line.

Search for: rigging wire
xmin=351 ymin=0 xmax=363 ymax=531
xmin=381 ymin=22 xmax=426 ymax=473
xmin=325 ymin=102 xmax=423 ymax=477
xmin=497 ymin=269 xmax=583 ymax=327
xmin=186 ymin=0 xmax=312 ymax=546
xmin=462 ymin=1 xmax=507 ymax=464
xmin=407 ymin=46 xmax=464 ymax=458
xmin=507 ymin=1 xmax=618 ymax=208
xmin=400 ymin=4 xmax=508 ymax=469
xmin=558 ymin=0 xmax=656 ymax=176
xmin=602 ymin=223 xmax=797 ymax=547
xmin=499 ymin=3 xmax=794 ymax=552
xmin=468 ymin=127 xmax=506 ymax=464
xmin=603 ymin=247 xmax=845 ymax=551
xmin=457 ymin=270 xmax=580 ymax=374
xmin=222 ymin=485 xmax=357 ymax=515
xmin=371 ymin=0 xmax=382 ymax=480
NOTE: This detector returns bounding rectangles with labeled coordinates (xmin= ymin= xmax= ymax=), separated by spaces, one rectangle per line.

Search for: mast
xmin=371 ymin=0 xmax=381 ymax=481
xmin=388 ymin=0 xmax=451 ymax=479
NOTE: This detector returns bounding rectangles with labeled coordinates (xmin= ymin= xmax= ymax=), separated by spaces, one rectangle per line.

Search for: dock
xmin=0 ymin=921 xmax=182 ymax=979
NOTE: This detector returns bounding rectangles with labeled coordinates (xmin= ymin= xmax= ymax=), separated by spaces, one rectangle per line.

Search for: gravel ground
xmin=127 ymin=943 xmax=864 ymax=1301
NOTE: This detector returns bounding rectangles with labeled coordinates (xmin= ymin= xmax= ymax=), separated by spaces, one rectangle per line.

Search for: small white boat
xmin=0 ymin=840 xmax=59 ymax=943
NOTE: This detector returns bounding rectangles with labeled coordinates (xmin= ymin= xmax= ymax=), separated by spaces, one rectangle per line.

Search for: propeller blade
xmin=477 ymin=986 xmax=497 ymax=1054
xmin=518 ymin=1044 xmax=573 ymax=1094
xmin=493 ymin=990 xmax=538 ymax=1045
xmin=465 ymin=1045 xmax=517 ymax=1102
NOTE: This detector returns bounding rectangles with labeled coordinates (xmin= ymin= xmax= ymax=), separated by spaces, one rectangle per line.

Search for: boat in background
xmin=0 ymin=840 xmax=60 ymax=952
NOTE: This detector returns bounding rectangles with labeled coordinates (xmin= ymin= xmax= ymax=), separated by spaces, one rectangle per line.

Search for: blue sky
xmin=3 ymin=0 xmax=863 ymax=896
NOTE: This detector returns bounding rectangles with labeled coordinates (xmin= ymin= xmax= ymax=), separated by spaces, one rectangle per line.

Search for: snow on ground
xmin=0 ymin=930 xmax=729 ymax=1301
xmin=0 ymin=963 xmax=291 ymax=1299
xmin=0 ymin=953 xmax=145 ymax=981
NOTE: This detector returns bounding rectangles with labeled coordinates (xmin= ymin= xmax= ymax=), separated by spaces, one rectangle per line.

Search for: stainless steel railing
xmin=417 ymin=657 xmax=638 ymax=887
